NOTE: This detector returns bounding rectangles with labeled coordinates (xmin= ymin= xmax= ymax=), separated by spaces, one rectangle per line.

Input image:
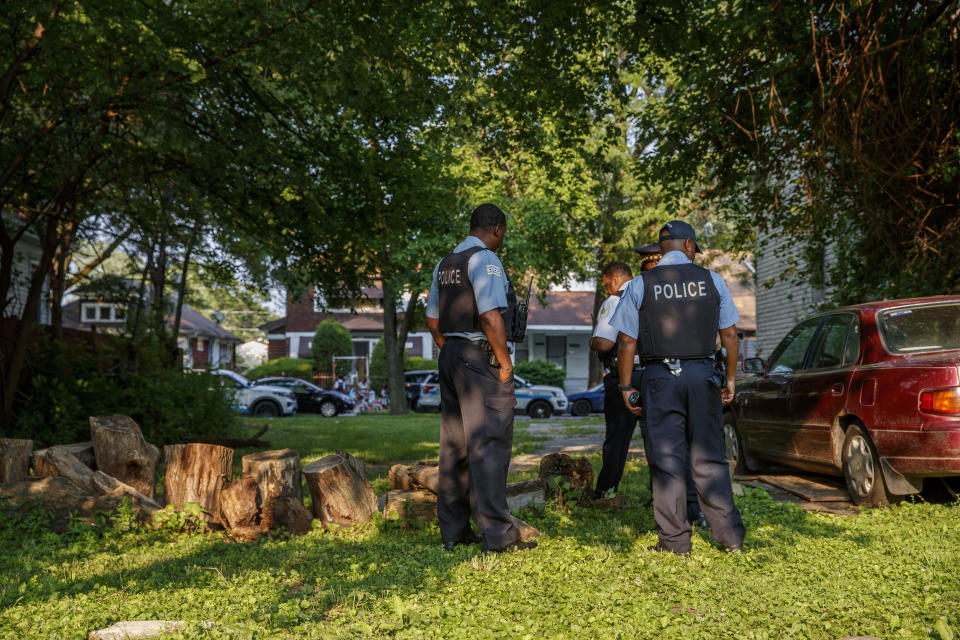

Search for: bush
xmin=311 ymin=320 xmax=353 ymax=375
xmin=245 ymin=357 xmax=314 ymax=381
xmin=12 ymin=337 xmax=236 ymax=447
xmin=406 ymin=357 xmax=437 ymax=371
xmin=369 ymin=339 xmax=410 ymax=388
xmin=514 ymin=359 xmax=566 ymax=388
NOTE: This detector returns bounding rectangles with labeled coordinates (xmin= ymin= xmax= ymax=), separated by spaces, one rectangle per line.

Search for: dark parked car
xmin=726 ymin=295 xmax=960 ymax=505
xmin=404 ymin=369 xmax=434 ymax=411
xmin=252 ymin=377 xmax=354 ymax=417
xmin=567 ymin=384 xmax=604 ymax=416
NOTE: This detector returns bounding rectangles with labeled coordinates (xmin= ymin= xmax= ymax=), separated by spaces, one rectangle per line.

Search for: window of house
xmin=83 ymin=304 xmax=97 ymax=321
xmin=197 ymin=339 xmax=206 ymax=352
xmin=81 ymin=302 xmax=124 ymax=323
xmin=546 ymin=336 xmax=567 ymax=371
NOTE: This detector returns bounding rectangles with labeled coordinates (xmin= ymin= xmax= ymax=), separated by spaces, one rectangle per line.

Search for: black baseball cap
xmin=658 ymin=220 xmax=702 ymax=253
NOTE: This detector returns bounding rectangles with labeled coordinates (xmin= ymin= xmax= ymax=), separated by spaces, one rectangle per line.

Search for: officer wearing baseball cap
xmin=609 ymin=220 xmax=745 ymax=554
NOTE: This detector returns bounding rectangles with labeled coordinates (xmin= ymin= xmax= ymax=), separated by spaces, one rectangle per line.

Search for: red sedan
xmin=725 ymin=295 xmax=960 ymax=505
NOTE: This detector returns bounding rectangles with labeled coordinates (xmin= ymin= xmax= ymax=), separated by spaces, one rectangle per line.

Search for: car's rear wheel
xmin=842 ymin=423 xmax=896 ymax=507
xmin=571 ymin=399 xmax=591 ymax=417
xmin=527 ymin=400 xmax=552 ymax=419
xmin=251 ymin=400 xmax=280 ymax=418
xmin=723 ymin=411 xmax=748 ymax=479
xmin=319 ymin=400 xmax=338 ymax=417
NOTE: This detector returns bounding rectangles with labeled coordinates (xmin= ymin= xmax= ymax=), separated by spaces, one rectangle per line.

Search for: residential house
xmin=4 ymin=229 xmax=51 ymax=325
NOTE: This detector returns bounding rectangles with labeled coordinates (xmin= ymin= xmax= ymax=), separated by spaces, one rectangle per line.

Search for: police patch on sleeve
xmin=486 ymin=264 xmax=503 ymax=277
xmin=598 ymin=301 xmax=611 ymax=319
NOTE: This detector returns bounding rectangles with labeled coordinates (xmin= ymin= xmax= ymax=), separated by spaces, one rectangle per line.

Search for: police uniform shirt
xmin=608 ymin=250 xmax=739 ymax=340
xmin=426 ymin=236 xmax=510 ymax=341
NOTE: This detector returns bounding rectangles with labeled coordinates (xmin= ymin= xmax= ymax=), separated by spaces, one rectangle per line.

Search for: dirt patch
xmin=509 ymin=420 xmax=644 ymax=473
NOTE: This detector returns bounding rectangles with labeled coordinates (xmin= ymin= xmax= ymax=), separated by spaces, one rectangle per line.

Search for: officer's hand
xmin=621 ymin=390 xmax=643 ymax=417
xmin=498 ymin=365 xmax=514 ymax=384
xmin=721 ymin=379 xmax=735 ymax=405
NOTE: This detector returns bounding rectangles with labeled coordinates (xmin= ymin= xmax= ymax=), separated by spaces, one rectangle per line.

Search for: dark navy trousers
xmin=641 ymin=359 xmax=744 ymax=553
xmin=437 ymin=339 xmax=520 ymax=550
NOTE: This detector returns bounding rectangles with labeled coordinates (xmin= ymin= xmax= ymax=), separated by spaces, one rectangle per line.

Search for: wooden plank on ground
xmin=757 ymin=475 xmax=849 ymax=502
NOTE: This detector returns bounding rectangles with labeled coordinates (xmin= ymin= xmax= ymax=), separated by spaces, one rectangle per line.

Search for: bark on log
xmin=0 ymin=438 xmax=32 ymax=482
xmin=303 ymin=451 xmax=377 ymax=526
xmin=32 ymin=442 xmax=95 ymax=477
xmin=32 ymin=446 xmax=160 ymax=511
xmin=90 ymin=416 xmax=161 ymax=498
xmin=241 ymin=448 xmax=302 ymax=504
xmin=163 ymin=443 xmax=232 ymax=525
xmin=387 ymin=462 xmax=439 ymax=493
xmin=220 ymin=476 xmax=260 ymax=530
xmin=509 ymin=515 xmax=541 ymax=540
xmin=505 ymin=479 xmax=546 ymax=512
xmin=260 ymin=486 xmax=313 ymax=535
xmin=538 ymin=453 xmax=594 ymax=492
xmin=381 ymin=489 xmax=438 ymax=521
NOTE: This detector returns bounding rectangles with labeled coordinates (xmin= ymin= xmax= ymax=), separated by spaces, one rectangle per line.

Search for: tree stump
xmin=32 ymin=442 xmax=95 ymax=477
xmin=538 ymin=453 xmax=594 ymax=492
xmin=303 ymin=451 xmax=377 ymax=526
xmin=31 ymin=446 xmax=160 ymax=511
xmin=220 ymin=476 xmax=260 ymax=530
xmin=388 ymin=462 xmax=439 ymax=493
xmin=163 ymin=443 xmax=232 ymax=525
xmin=90 ymin=416 xmax=161 ymax=499
xmin=0 ymin=438 xmax=32 ymax=482
xmin=381 ymin=489 xmax=438 ymax=521
xmin=241 ymin=449 xmax=302 ymax=505
xmin=261 ymin=486 xmax=314 ymax=536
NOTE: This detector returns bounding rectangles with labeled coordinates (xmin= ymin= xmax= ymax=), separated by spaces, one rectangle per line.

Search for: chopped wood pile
xmin=1 ymin=416 xmax=585 ymax=543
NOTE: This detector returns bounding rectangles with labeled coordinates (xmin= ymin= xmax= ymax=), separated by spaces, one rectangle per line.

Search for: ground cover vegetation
xmin=513 ymin=359 xmax=567 ymax=388
xmin=1 ymin=413 xmax=957 ymax=639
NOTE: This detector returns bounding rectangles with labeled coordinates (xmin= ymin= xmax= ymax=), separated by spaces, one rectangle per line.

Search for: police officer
xmin=592 ymin=262 xmax=707 ymax=529
xmin=425 ymin=204 xmax=536 ymax=554
xmin=609 ymin=220 xmax=744 ymax=554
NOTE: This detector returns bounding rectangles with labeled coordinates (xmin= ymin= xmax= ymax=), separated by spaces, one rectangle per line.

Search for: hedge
xmin=245 ymin=357 xmax=314 ymax=381
xmin=513 ymin=359 xmax=566 ymax=387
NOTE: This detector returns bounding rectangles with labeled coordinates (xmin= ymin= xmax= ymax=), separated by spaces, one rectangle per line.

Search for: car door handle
xmin=831 ymin=383 xmax=844 ymax=396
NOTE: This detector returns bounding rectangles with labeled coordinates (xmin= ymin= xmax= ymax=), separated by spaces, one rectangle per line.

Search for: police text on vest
xmin=437 ymin=268 xmax=462 ymax=286
xmin=653 ymin=281 xmax=707 ymax=300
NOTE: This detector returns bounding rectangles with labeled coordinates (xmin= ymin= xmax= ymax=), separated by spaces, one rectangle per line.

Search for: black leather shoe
xmin=484 ymin=539 xmax=538 ymax=553
xmin=443 ymin=529 xmax=483 ymax=552
xmin=690 ymin=510 xmax=709 ymax=530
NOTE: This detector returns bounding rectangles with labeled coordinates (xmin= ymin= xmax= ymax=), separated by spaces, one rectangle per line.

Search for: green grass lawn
xmin=2 ymin=414 xmax=958 ymax=639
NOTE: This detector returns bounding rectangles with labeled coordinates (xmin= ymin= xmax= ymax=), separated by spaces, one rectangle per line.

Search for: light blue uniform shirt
xmin=609 ymin=251 xmax=739 ymax=340
xmin=426 ymin=236 xmax=510 ymax=341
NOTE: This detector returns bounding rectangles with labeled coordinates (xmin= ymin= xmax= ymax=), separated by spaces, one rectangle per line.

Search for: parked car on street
xmin=252 ymin=377 xmax=355 ymax=417
xmin=417 ymin=371 xmax=568 ymax=418
xmin=725 ymin=295 xmax=960 ymax=506
xmin=212 ymin=369 xmax=297 ymax=417
xmin=404 ymin=369 xmax=434 ymax=411
xmin=567 ymin=383 xmax=605 ymax=416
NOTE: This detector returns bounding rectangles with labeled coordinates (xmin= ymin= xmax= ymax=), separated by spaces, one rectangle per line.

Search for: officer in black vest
xmin=425 ymin=204 xmax=536 ymax=553
xmin=609 ymin=220 xmax=745 ymax=554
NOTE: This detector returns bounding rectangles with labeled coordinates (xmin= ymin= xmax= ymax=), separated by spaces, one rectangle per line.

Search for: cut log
xmin=260 ymin=486 xmax=313 ymax=536
xmin=241 ymin=448 xmax=302 ymax=505
xmin=220 ymin=476 xmax=260 ymax=530
xmin=538 ymin=453 xmax=594 ymax=492
xmin=303 ymin=451 xmax=377 ymax=526
xmin=387 ymin=462 xmax=439 ymax=493
xmin=163 ymin=443 xmax=232 ymax=525
xmin=382 ymin=489 xmax=438 ymax=521
xmin=505 ymin=479 xmax=546 ymax=512
xmin=32 ymin=442 xmax=95 ymax=477
xmin=90 ymin=416 xmax=161 ymax=499
xmin=0 ymin=438 xmax=32 ymax=482
xmin=508 ymin=515 xmax=541 ymax=540
xmin=31 ymin=446 xmax=160 ymax=511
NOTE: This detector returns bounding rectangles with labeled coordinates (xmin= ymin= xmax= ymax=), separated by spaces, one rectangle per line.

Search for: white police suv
xmin=212 ymin=369 xmax=298 ymax=417
xmin=417 ymin=371 xmax=567 ymax=418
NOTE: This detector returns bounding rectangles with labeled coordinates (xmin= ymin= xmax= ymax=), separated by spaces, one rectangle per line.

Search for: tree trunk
xmin=31 ymin=441 xmax=95 ymax=477
xmin=241 ymin=448 xmax=302 ymax=504
xmin=33 ymin=446 xmax=160 ymax=511
xmin=0 ymin=438 xmax=32 ymax=482
xmin=388 ymin=462 xmax=438 ymax=493
xmin=220 ymin=475 xmax=260 ymax=529
xmin=90 ymin=415 xmax=161 ymax=499
xmin=163 ymin=443 xmax=233 ymax=525
xmin=380 ymin=274 xmax=414 ymax=415
xmin=381 ymin=489 xmax=437 ymax=521
xmin=170 ymin=221 xmax=199 ymax=368
xmin=303 ymin=451 xmax=377 ymax=526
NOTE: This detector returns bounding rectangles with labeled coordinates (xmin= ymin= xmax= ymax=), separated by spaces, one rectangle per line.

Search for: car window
xmin=766 ymin=317 xmax=822 ymax=375
xmin=290 ymin=382 xmax=310 ymax=393
xmin=878 ymin=302 xmax=960 ymax=354
xmin=843 ymin=318 xmax=860 ymax=365
xmin=808 ymin=314 xmax=857 ymax=370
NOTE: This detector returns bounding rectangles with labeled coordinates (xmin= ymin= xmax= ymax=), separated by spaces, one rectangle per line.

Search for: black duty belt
xmin=444 ymin=336 xmax=499 ymax=367
xmin=641 ymin=356 xmax=713 ymax=378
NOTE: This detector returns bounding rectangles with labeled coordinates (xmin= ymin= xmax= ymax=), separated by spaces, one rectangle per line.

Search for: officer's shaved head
xmin=602 ymin=261 xmax=633 ymax=280
xmin=470 ymin=204 xmax=507 ymax=232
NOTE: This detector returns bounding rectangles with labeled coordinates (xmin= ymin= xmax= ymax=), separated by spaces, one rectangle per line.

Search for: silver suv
xmin=213 ymin=369 xmax=297 ymax=417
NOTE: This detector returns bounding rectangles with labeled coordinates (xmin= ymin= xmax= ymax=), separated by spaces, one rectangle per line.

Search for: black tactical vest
xmin=437 ymin=246 xmax=519 ymax=336
xmin=637 ymin=263 xmax=720 ymax=359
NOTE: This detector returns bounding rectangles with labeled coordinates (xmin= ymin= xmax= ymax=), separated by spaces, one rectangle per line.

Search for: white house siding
xmin=6 ymin=234 xmax=51 ymax=324
xmin=755 ymin=229 xmax=835 ymax=356
xmin=518 ymin=326 xmax=592 ymax=393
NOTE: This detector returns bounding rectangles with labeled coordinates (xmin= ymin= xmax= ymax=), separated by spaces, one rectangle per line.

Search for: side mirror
xmin=743 ymin=358 xmax=764 ymax=374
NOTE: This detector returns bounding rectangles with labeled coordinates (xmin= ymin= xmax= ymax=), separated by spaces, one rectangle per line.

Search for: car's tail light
xmin=919 ymin=387 xmax=960 ymax=414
